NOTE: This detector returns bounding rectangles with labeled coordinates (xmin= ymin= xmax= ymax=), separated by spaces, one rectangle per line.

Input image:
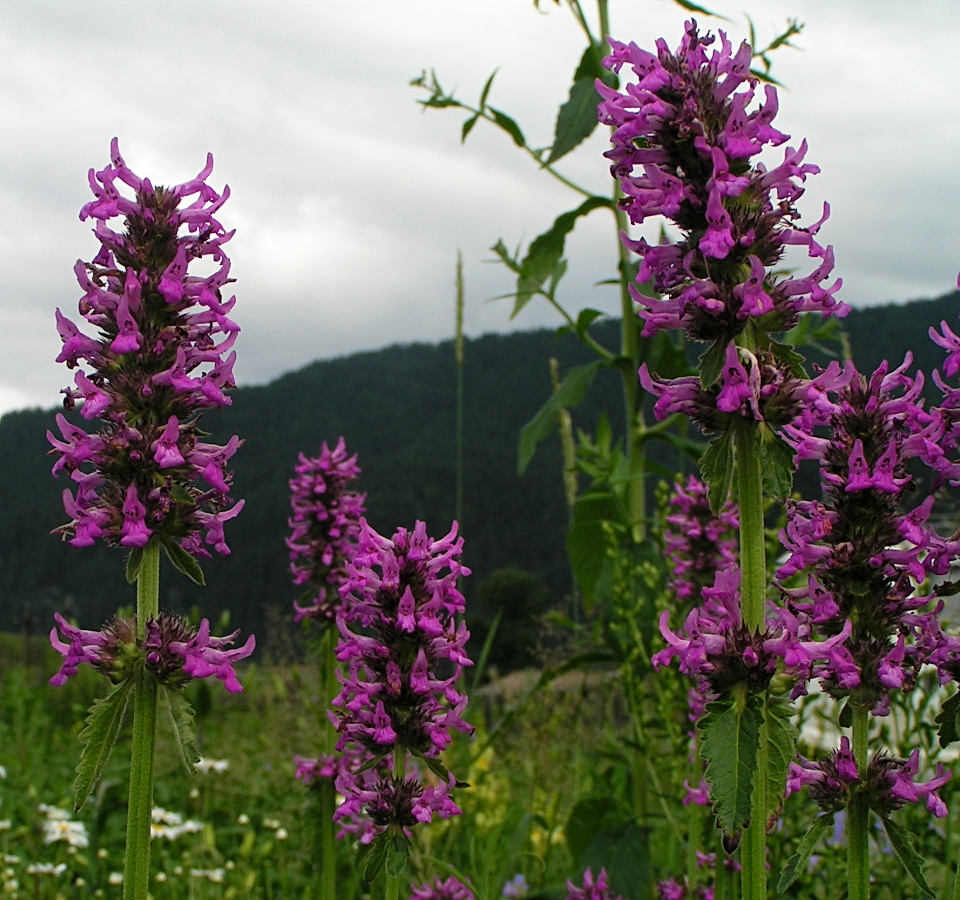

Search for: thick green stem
xmin=735 ymin=419 xmax=767 ymax=900
xmin=318 ymin=626 xmax=338 ymax=900
xmin=123 ymin=542 xmax=161 ymax=900
xmin=848 ymin=707 xmax=870 ymax=900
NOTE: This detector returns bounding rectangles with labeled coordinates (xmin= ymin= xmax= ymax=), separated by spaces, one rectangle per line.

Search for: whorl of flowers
xmin=776 ymin=356 xmax=952 ymax=713
xmin=409 ymin=876 xmax=476 ymax=900
xmin=664 ymin=475 xmax=738 ymax=602
xmin=49 ymin=612 xmax=254 ymax=694
xmin=566 ymin=868 xmax=623 ymax=900
xmin=331 ymin=519 xmax=473 ymax=835
xmin=787 ymin=737 xmax=950 ymax=819
xmin=288 ymin=437 xmax=365 ymax=622
xmin=598 ymin=21 xmax=847 ymax=345
xmin=47 ymin=138 xmax=242 ymax=557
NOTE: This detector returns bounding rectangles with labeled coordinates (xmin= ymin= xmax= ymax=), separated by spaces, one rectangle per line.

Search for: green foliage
xmin=700 ymin=429 xmax=735 ymax=515
xmin=935 ymin=691 xmax=960 ymax=748
xmin=74 ymin=677 xmax=134 ymax=811
xmin=762 ymin=694 xmax=799 ymax=827
xmin=161 ymin=685 xmax=200 ymax=773
xmin=881 ymin=815 xmax=935 ymax=897
xmin=777 ymin=814 xmax=832 ymax=893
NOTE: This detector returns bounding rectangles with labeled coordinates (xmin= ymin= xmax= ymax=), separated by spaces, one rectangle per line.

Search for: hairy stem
xmin=848 ymin=706 xmax=870 ymax=900
xmin=123 ymin=541 xmax=160 ymax=900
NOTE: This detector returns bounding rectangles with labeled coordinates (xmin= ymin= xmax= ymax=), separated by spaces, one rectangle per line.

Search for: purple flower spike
xmin=49 ymin=139 xmax=243 ymax=558
xmin=409 ymin=876 xmax=476 ymax=900
xmin=287 ymin=438 xmax=365 ymax=623
xmin=332 ymin=519 xmax=473 ymax=837
xmin=168 ymin=619 xmax=256 ymax=693
xmin=566 ymin=868 xmax=623 ymax=900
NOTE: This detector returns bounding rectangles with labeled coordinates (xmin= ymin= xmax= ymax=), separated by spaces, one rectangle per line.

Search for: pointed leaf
xmin=546 ymin=78 xmax=600 ymax=164
xmin=161 ymin=686 xmax=200 ymax=774
xmin=161 ymin=537 xmax=206 ymax=586
xmin=700 ymin=429 xmax=734 ymax=515
xmin=385 ymin=833 xmax=411 ymax=878
xmin=937 ymin=691 xmax=960 ymax=747
xmin=125 ymin=548 xmax=144 ymax=585
xmin=777 ymin=815 xmax=833 ymax=892
xmin=881 ymin=815 xmax=935 ymax=897
xmin=699 ymin=338 xmax=728 ymax=388
xmin=763 ymin=694 xmax=799 ymax=828
xmin=489 ymin=107 xmax=525 ymax=148
xmin=698 ymin=693 xmax=762 ymax=841
xmin=74 ymin=678 xmax=134 ymax=810
xmin=519 ymin=360 xmax=602 ymax=473
xmin=461 ymin=113 xmax=480 ymax=143
xmin=512 ymin=197 xmax=611 ymax=317
xmin=769 ymin=340 xmax=807 ymax=378
xmin=364 ymin=833 xmax=389 ymax=882
xmin=478 ymin=68 xmax=498 ymax=110
xmin=761 ymin=430 xmax=796 ymax=503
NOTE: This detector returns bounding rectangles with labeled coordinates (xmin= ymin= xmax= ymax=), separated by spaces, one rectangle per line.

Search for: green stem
xmin=848 ymin=706 xmax=870 ymax=900
xmin=734 ymin=418 xmax=766 ymax=900
xmin=385 ymin=749 xmax=407 ymax=900
xmin=319 ymin=626 xmax=338 ymax=900
xmin=123 ymin=542 xmax=161 ymax=900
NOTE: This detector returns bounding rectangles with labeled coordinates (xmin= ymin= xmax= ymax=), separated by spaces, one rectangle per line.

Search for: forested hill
xmin=1 ymin=289 xmax=958 ymax=641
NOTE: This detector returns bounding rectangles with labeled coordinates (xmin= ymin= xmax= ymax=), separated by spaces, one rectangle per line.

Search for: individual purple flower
xmin=409 ymin=876 xmax=476 ymax=900
xmin=598 ymin=22 xmax=847 ymax=345
xmin=501 ymin=874 xmax=529 ymax=898
xmin=566 ymin=868 xmax=623 ymax=900
xmin=331 ymin=519 xmax=473 ymax=836
xmin=50 ymin=613 xmax=254 ymax=693
xmin=48 ymin=139 xmax=243 ymax=558
xmin=287 ymin=438 xmax=366 ymax=623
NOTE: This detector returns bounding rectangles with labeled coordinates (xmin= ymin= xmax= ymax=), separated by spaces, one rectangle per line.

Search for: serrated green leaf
xmin=512 ymin=197 xmax=610 ymax=317
xmin=519 ymin=360 xmax=602 ymax=473
xmin=881 ymin=815 xmax=935 ymax=897
xmin=769 ymin=340 xmax=807 ymax=378
xmin=761 ymin=431 xmax=796 ymax=502
xmin=364 ymin=833 xmax=389 ymax=882
xmin=777 ymin=815 xmax=832 ymax=892
xmin=74 ymin=678 xmax=134 ymax=810
xmin=161 ymin=686 xmax=200 ymax=774
xmin=161 ymin=538 xmax=206 ymax=586
xmin=698 ymin=693 xmax=763 ymax=840
xmin=489 ymin=107 xmax=525 ymax=148
xmin=546 ymin=78 xmax=601 ymax=165
xmin=125 ymin=548 xmax=144 ymax=585
xmin=385 ymin=833 xmax=410 ymax=878
xmin=763 ymin=694 xmax=799 ymax=828
xmin=700 ymin=429 xmax=734 ymax=515
xmin=699 ymin=338 xmax=728 ymax=388
xmin=936 ymin=691 xmax=960 ymax=747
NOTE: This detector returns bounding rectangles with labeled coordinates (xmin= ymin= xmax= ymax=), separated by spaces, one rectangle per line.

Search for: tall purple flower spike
xmin=48 ymin=139 xmax=242 ymax=557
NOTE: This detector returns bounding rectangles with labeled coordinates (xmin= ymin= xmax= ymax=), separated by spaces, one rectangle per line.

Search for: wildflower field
xmin=10 ymin=1 xmax=960 ymax=899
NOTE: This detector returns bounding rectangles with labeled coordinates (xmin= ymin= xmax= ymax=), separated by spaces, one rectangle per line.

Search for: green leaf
xmin=478 ymin=68 xmax=498 ymax=110
xmin=489 ymin=107 xmax=526 ymax=148
xmin=125 ymin=548 xmax=144 ymax=585
xmin=461 ymin=113 xmax=480 ymax=143
xmin=881 ymin=815 xmax=935 ymax=897
xmin=763 ymin=694 xmax=799 ymax=828
xmin=161 ymin=686 xmax=200 ymax=774
xmin=777 ymin=815 xmax=832 ymax=892
xmin=698 ymin=692 xmax=763 ymax=841
xmin=769 ymin=340 xmax=807 ymax=378
xmin=936 ymin=692 xmax=960 ymax=747
xmin=567 ymin=490 xmax=618 ymax=609
xmin=579 ymin=822 xmax=650 ymax=900
xmin=838 ymin=701 xmax=853 ymax=729
xmin=161 ymin=538 xmax=206 ymax=586
xmin=761 ymin=430 xmax=796 ymax=502
xmin=566 ymin=797 xmax=630 ymax=864
xmin=364 ymin=833 xmax=389 ymax=882
xmin=512 ymin=197 xmax=610 ymax=317
xmin=170 ymin=483 xmax=194 ymax=504
xmin=700 ymin=429 xmax=734 ymax=515
xmin=74 ymin=678 xmax=134 ymax=810
xmin=699 ymin=338 xmax=728 ymax=388
xmin=670 ymin=0 xmax=731 ymax=20
xmin=546 ymin=77 xmax=601 ymax=165
xmin=385 ymin=833 xmax=411 ymax=878
xmin=519 ymin=360 xmax=602 ymax=473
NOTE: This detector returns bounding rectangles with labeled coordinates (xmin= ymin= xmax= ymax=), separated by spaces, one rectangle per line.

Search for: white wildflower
xmin=194 ymin=757 xmax=230 ymax=775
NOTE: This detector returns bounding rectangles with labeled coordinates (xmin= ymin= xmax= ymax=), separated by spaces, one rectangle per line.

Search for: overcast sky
xmin=2 ymin=0 xmax=959 ymax=417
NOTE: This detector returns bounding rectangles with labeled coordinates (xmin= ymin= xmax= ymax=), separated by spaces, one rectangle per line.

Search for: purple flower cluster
xmin=776 ymin=357 xmax=953 ymax=714
xmin=663 ymin=476 xmax=738 ymax=603
xmin=566 ymin=868 xmax=622 ymax=900
xmin=599 ymin=22 xmax=847 ymax=343
xmin=50 ymin=612 xmax=254 ymax=694
xmin=331 ymin=519 xmax=473 ymax=836
xmin=409 ymin=876 xmax=476 ymax=900
xmin=787 ymin=737 xmax=950 ymax=820
xmin=287 ymin=437 xmax=366 ymax=622
xmin=48 ymin=139 xmax=242 ymax=557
